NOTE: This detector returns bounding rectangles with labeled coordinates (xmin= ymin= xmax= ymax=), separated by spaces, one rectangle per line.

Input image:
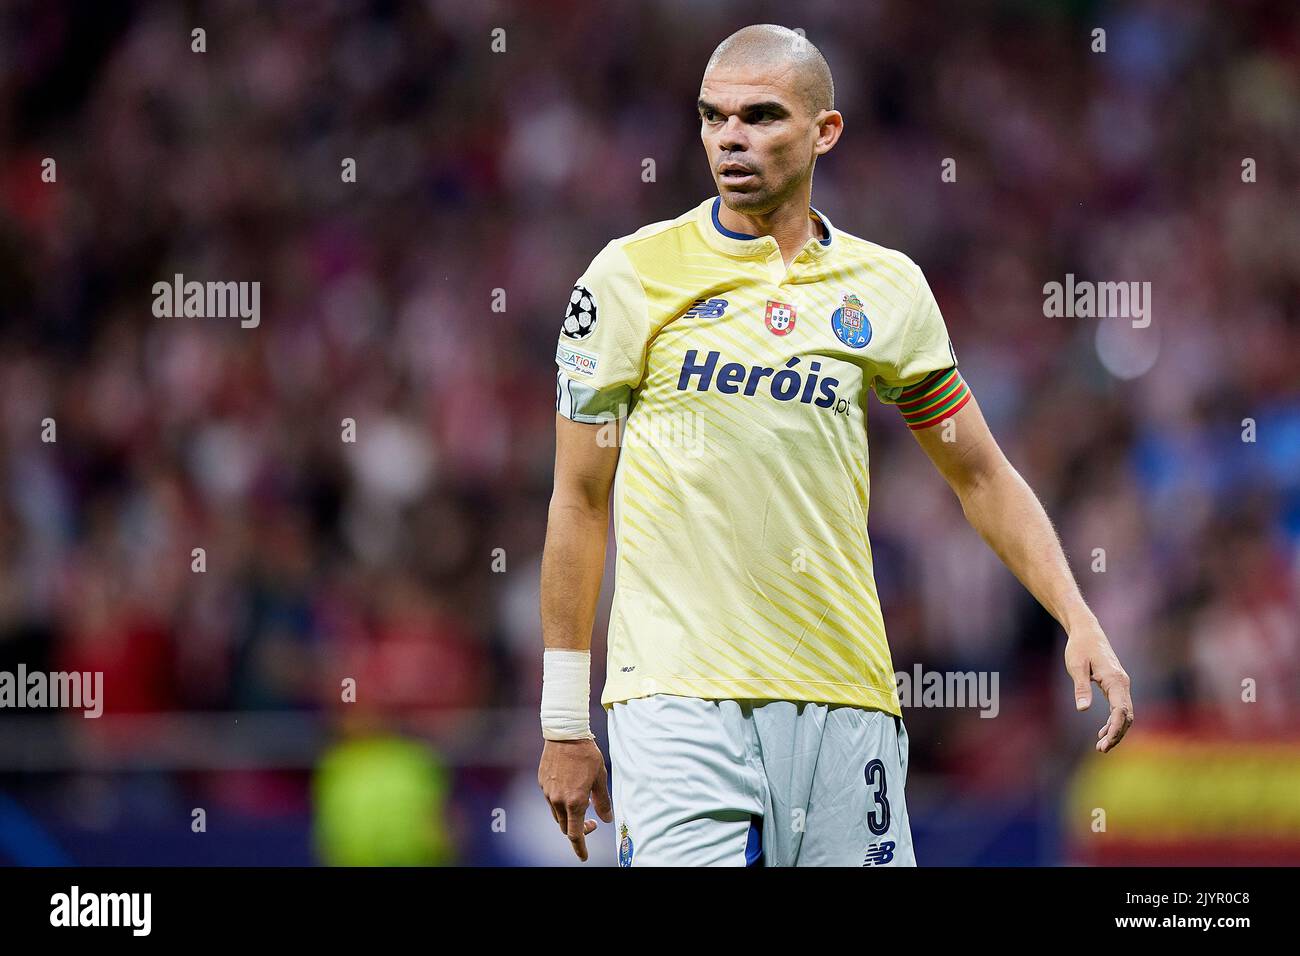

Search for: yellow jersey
xmin=555 ymin=196 xmax=972 ymax=715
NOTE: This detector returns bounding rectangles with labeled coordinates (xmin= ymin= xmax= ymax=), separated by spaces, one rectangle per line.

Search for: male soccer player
xmin=538 ymin=24 xmax=1133 ymax=866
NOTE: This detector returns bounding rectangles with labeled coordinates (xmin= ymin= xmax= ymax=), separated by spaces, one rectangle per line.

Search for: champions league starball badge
xmin=831 ymin=292 xmax=871 ymax=348
xmin=562 ymin=284 xmax=598 ymax=340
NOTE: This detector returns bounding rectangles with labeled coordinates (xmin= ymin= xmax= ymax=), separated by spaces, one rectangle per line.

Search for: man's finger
xmin=1095 ymin=668 xmax=1133 ymax=752
xmin=1066 ymin=658 xmax=1092 ymax=710
xmin=1100 ymin=672 xmax=1133 ymax=717
xmin=552 ymin=797 xmax=573 ymax=833
xmin=593 ymin=768 xmax=614 ymax=823
xmin=1096 ymin=708 xmax=1120 ymax=751
xmin=566 ymin=800 xmax=591 ymax=861
xmin=1096 ymin=704 xmax=1134 ymax=753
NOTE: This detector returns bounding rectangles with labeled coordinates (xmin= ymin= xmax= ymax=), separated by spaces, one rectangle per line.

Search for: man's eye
xmin=702 ymin=110 xmax=718 ymax=122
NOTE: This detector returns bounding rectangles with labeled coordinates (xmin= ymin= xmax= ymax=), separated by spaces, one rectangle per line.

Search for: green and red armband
xmin=895 ymin=367 xmax=972 ymax=430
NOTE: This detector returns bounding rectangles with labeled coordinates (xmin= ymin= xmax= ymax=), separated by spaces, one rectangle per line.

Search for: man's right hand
xmin=538 ymin=738 xmax=614 ymax=861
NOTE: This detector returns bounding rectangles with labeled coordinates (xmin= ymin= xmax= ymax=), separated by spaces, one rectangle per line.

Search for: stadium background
xmin=0 ymin=0 xmax=1297 ymax=865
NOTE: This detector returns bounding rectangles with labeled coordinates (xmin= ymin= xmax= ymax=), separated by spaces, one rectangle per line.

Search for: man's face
xmin=698 ymin=62 xmax=826 ymax=214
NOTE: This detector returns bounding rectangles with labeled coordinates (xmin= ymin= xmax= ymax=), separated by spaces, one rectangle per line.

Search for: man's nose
xmin=717 ymin=115 xmax=748 ymax=151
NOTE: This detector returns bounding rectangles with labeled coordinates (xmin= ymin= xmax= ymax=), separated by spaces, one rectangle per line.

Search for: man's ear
xmin=814 ymin=110 xmax=843 ymax=154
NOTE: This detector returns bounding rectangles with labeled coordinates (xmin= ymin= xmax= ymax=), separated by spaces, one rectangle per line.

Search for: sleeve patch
xmin=556 ymin=341 xmax=599 ymax=377
xmin=561 ymin=284 xmax=598 ymax=339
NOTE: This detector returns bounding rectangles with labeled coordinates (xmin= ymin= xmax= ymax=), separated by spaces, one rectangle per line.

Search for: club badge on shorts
xmin=765 ymin=300 xmax=796 ymax=336
xmin=618 ymin=823 xmax=634 ymax=867
xmin=831 ymin=292 xmax=871 ymax=348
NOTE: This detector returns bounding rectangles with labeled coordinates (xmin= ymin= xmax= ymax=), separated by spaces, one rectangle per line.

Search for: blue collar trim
xmin=712 ymin=196 xmax=759 ymax=239
xmin=711 ymin=196 xmax=832 ymax=246
xmin=810 ymin=206 xmax=833 ymax=246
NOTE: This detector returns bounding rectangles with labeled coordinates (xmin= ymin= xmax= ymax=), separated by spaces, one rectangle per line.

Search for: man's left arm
xmin=909 ymin=395 xmax=1134 ymax=753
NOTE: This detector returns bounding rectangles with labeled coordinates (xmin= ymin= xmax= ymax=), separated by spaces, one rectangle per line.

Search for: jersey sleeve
xmin=554 ymin=241 xmax=652 ymax=424
xmin=871 ymin=262 xmax=972 ymax=430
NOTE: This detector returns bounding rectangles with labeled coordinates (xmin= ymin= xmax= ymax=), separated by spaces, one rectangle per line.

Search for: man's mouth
xmin=719 ymin=164 xmax=758 ymax=185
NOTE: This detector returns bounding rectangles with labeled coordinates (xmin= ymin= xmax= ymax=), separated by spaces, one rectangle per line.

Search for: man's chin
xmin=718 ymin=183 xmax=770 ymax=211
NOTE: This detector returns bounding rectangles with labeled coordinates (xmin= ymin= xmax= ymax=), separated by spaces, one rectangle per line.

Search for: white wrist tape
xmin=541 ymin=648 xmax=594 ymax=741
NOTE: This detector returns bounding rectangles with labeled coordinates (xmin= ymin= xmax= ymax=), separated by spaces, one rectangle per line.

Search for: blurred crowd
xmin=0 ymin=0 xmax=1296 ymax=864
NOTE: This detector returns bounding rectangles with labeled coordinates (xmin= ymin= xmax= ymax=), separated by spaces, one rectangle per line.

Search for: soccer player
xmin=538 ymin=23 xmax=1133 ymax=866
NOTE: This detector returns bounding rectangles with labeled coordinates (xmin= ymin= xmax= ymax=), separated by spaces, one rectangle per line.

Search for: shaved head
xmin=704 ymin=24 xmax=834 ymax=116
xmin=698 ymin=23 xmax=843 ymax=224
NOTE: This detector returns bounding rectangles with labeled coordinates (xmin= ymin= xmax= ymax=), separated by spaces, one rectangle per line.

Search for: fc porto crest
xmin=618 ymin=823 xmax=634 ymax=867
xmin=764 ymin=300 xmax=796 ymax=336
xmin=831 ymin=292 xmax=871 ymax=349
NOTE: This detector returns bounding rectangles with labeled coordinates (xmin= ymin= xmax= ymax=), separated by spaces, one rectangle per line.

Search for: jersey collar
xmin=696 ymin=196 xmax=835 ymax=260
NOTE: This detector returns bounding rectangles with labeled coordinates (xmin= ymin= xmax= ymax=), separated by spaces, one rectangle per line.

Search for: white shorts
xmin=607 ymin=694 xmax=916 ymax=867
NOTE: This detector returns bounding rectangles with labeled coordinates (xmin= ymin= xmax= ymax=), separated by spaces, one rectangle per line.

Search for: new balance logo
xmin=682 ymin=298 xmax=729 ymax=319
xmin=863 ymin=841 xmax=896 ymax=866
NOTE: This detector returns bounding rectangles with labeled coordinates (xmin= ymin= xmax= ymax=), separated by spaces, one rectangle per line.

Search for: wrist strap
xmin=541 ymin=648 xmax=594 ymax=741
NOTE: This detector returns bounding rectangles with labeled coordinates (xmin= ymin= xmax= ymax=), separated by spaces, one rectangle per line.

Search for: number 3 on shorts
xmin=864 ymin=758 xmax=891 ymax=835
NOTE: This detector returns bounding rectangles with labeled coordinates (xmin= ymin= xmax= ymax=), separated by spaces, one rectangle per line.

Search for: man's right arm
xmin=540 ymin=413 xmax=620 ymax=654
xmin=540 ymin=239 xmax=649 ymax=860
xmin=536 ymin=412 xmax=620 ymax=861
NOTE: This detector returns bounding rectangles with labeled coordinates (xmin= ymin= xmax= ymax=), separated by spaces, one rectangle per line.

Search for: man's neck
xmin=717 ymin=195 xmax=821 ymax=267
